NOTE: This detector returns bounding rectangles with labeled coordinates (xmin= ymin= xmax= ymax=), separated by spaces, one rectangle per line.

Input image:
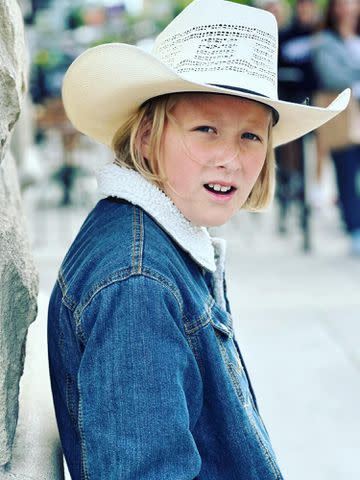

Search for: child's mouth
xmin=204 ymin=183 xmax=236 ymax=194
xmin=203 ymin=183 xmax=237 ymax=201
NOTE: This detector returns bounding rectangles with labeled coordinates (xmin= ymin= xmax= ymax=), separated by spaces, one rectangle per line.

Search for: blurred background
xmin=11 ymin=0 xmax=360 ymax=478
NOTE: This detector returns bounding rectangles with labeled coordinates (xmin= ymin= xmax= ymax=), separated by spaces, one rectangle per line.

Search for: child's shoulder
xmin=57 ymin=197 xmax=197 ymax=308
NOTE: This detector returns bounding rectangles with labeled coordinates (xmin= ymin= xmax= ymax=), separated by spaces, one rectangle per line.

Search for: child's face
xmin=146 ymin=93 xmax=271 ymax=227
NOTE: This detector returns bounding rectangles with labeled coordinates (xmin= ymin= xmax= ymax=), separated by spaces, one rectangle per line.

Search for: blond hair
xmin=112 ymin=93 xmax=276 ymax=211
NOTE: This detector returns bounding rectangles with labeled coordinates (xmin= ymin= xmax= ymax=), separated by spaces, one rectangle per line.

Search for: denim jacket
xmin=48 ymin=163 xmax=284 ymax=480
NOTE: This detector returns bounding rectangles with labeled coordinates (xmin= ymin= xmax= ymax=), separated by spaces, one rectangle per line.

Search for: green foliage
xmin=34 ymin=49 xmax=63 ymax=68
xmin=67 ymin=7 xmax=84 ymax=30
xmin=174 ymin=0 xmax=329 ymax=10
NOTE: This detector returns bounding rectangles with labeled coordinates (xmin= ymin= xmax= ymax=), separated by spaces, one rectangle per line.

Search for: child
xmin=48 ymin=0 xmax=349 ymax=478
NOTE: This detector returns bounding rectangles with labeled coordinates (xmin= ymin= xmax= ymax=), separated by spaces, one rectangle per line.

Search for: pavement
xmin=214 ymin=205 xmax=360 ymax=480
xmin=22 ymin=154 xmax=360 ymax=480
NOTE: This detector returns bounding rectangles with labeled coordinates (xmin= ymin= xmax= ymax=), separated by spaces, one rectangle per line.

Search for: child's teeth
xmin=206 ymin=183 xmax=232 ymax=192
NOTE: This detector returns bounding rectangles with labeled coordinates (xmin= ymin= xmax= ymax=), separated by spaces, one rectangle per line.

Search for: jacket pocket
xmin=210 ymin=313 xmax=233 ymax=337
xmin=209 ymin=309 xmax=253 ymax=408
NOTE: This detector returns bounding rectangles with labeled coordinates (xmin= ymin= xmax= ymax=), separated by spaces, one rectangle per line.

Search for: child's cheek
xmin=248 ymin=152 xmax=266 ymax=181
xmin=168 ymin=155 xmax=201 ymax=193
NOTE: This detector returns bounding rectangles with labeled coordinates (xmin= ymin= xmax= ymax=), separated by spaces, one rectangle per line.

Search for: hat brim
xmin=62 ymin=43 xmax=351 ymax=148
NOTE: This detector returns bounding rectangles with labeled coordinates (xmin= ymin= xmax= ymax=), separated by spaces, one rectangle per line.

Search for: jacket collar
xmin=96 ymin=163 xmax=227 ymax=273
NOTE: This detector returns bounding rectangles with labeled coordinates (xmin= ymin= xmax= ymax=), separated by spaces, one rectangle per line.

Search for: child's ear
xmin=140 ymin=121 xmax=151 ymax=159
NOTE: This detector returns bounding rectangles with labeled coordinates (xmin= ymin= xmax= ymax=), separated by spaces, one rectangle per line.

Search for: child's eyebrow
xmin=189 ymin=112 xmax=270 ymax=129
xmin=190 ymin=114 xmax=218 ymax=123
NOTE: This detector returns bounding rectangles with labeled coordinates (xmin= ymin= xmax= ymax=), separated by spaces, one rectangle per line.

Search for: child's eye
xmin=242 ymin=132 xmax=261 ymax=141
xmin=194 ymin=126 xmax=217 ymax=134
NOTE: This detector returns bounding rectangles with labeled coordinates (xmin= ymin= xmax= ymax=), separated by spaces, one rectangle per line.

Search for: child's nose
xmin=215 ymin=146 xmax=241 ymax=171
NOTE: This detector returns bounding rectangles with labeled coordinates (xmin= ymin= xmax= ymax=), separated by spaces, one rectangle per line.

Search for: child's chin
xmin=197 ymin=213 xmax=234 ymax=228
xmin=185 ymin=207 xmax=237 ymax=228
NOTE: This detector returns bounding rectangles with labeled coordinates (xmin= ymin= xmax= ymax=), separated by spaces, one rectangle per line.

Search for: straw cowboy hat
xmin=62 ymin=0 xmax=350 ymax=148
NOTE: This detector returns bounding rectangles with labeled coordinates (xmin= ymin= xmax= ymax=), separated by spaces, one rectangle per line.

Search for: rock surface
xmin=0 ymin=0 xmax=39 ymax=465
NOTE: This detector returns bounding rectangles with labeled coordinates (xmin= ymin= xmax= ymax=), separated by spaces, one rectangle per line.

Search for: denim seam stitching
xmin=246 ymin=407 xmax=283 ymax=480
xmin=141 ymin=268 xmax=183 ymax=310
xmin=185 ymin=331 xmax=205 ymax=379
xmin=216 ymin=335 xmax=246 ymax=402
xmin=138 ymin=208 xmax=144 ymax=273
xmin=228 ymin=360 xmax=283 ymax=478
xmin=77 ymin=390 xmax=90 ymax=480
xmin=72 ymin=268 xmax=132 ymax=335
xmin=73 ymin=269 xmax=184 ymax=331
xmin=131 ymin=206 xmax=144 ymax=274
xmin=58 ymin=329 xmax=65 ymax=355
xmin=220 ymin=335 xmax=243 ymax=374
xmin=211 ymin=303 xmax=234 ymax=335
xmin=65 ymin=373 xmax=78 ymax=429
xmin=184 ymin=295 xmax=215 ymax=334
xmin=216 ymin=337 xmax=282 ymax=479
xmin=132 ymin=205 xmax=137 ymax=272
xmin=58 ymin=270 xmax=77 ymax=311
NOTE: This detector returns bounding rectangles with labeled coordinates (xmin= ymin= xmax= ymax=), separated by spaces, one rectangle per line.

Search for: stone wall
xmin=0 ymin=0 xmax=39 ymax=465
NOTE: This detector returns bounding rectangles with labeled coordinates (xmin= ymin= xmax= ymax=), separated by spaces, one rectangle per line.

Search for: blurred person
xmin=279 ymin=0 xmax=319 ymax=103
xmin=47 ymin=0 xmax=349 ymax=478
xmin=312 ymin=0 xmax=360 ymax=255
xmin=276 ymin=0 xmax=320 ymax=228
xmin=252 ymin=0 xmax=290 ymax=28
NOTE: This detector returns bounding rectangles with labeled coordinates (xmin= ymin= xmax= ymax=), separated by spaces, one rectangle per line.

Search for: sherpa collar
xmin=96 ymin=163 xmax=227 ymax=275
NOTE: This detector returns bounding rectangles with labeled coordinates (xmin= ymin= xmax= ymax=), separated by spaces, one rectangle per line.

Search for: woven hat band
xmin=152 ymin=0 xmax=278 ymax=99
xmin=210 ymin=84 xmax=280 ymax=125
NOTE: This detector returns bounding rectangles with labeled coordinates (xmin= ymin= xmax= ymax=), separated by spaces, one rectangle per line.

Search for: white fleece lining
xmin=211 ymin=237 xmax=227 ymax=311
xmin=96 ymin=163 xmax=228 ymax=306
